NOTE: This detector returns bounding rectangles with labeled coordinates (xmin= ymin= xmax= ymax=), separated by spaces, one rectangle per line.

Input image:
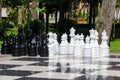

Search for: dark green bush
xmin=24 ymin=19 xmax=44 ymax=34
xmin=0 ymin=19 xmax=14 ymax=38
xmin=56 ymin=18 xmax=76 ymax=35
xmin=55 ymin=18 xmax=76 ymax=43
xmin=8 ymin=8 xmax=18 ymax=27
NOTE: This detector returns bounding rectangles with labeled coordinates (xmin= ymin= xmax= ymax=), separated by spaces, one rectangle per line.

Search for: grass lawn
xmin=110 ymin=39 xmax=120 ymax=53
xmin=0 ymin=41 xmax=3 ymax=49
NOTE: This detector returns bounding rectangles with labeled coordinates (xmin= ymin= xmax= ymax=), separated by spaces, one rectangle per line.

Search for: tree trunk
xmin=59 ymin=0 xmax=64 ymax=20
xmin=31 ymin=1 xmax=38 ymax=19
xmin=96 ymin=0 xmax=116 ymax=45
xmin=39 ymin=2 xmax=44 ymax=22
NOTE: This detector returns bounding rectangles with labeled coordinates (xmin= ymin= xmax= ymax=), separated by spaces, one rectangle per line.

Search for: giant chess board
xmin=0 ymin=54 xmax=120 ymax=80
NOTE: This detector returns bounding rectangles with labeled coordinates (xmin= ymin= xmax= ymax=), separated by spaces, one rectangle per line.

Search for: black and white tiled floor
xmin=0 ymin=54 xmax=120 ymax=80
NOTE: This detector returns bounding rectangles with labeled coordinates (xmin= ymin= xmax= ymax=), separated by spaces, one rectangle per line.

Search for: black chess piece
xmin=12 ymin=36 xmax=21 ymax=56
xmin=18 ymin=26 xmax=24 ymax=45
xmin=17 ymin=27 xmax=26 ymax=56
xmin=24 ymin=28 xmax=32 ymax=55
xmin=1 ymin=34 xmax=9 ymax=54
xmin=9 ymin=33 xmax=14 ymax=54
xmin=19 ymin=36 xmax=26 ymax=56
xmin=40 ymin=34 xmax=49 ymax=57
xmin=28 ymin=43 xmax=37 ymax=56
xmin=36 ymin=35 xmax=41 ymax=55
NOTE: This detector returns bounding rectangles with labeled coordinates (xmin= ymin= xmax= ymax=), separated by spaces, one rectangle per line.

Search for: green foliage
xmin=116 ymin=0 xmax=120 ymax=7
xmin=0 ymin=19 xmax=14 ymax=38
xmin=24 ymin=19 xmax=44 ymax=34
xmin=0 ymin=41 xmax=3 ymax=48
xmin=8 ymin=8 xmax=18 ymax=27
xmin=31 ymin=7 xmax=46 ymax=13
xmin=6 ymin=28 xmax=18 ymax=36
xmin=0 ymin=0 xmax=27 ymax=8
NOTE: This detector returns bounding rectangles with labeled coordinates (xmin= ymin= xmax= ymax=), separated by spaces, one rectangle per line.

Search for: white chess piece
xmin=74 ymin=34 xmax=82 ymax=57
xmin=53 ymin=33 xmax=59 ymax=55
xmin=100 ymin=30 xmax=109 ymax=57
xmin=89 ymin=29 xmax=96 ymax=57
xmin=69 ymin=27 xmax=75 ymax=55
xmin=83 ymin=36 xmax=92 ymax=58
xmin=80 ymin=33 xmax=84 ymax=56
xmin=94 ymin=30 xmax=100 ymax=57
xmin=60 ymin=33 xmax=69 ymax=55
xmin=48 ymin=32 xmax=55 ymax=57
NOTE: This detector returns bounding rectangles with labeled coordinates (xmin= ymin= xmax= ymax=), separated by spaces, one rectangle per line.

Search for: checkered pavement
xmin=0 ymin=54 xmax=120 ymax=80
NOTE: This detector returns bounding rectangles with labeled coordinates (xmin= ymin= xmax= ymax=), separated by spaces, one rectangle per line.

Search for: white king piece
xmin=100 ymin=30 xmax=109 ymax=57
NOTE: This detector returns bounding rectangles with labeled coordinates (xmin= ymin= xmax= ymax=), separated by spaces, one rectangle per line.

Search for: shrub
xmin=24 ymin=19 xmax=44 ymax=34
xmin=0 ymin=19 xmax=14 ymax=38
xmin=56 ymin=18 xmax=76 ymax=42
xmin=56 ymin=18 xmax=76 ymax=35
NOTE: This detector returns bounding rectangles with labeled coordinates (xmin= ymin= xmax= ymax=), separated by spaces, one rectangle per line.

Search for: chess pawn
xmin=1 ymin=34 xmax=9 ymax=54
xmin=36 ymin=35 xmax=41 ymax=55
xmin=74 ymin=34 xmax=82 ymax=57
xmin=28 ymin=43 xmax=37 ymax=56
xmin=12 ymin=36 xmax=21 ymax=56
xmin=40 ymin=34 xmax=49 ymax=57
xmin=94 ymin=30 xmax=100 ymax=57
xmin=18 ymin=26 xmax=24 ymax=45
xmin=60 ymin=33 xmax=69 ymax=55
xmin=83 ymin=36 xmax=92 ymax=58
xmin=20 ymin=40 xmax=26 ymax=56
xmin=9 ymin=34 xmax=14 ymax=54
xmin=89 ymin=29 xmax=96 ymax=57
xmin=100 ymin=30 xmax=109 ymax=57
xmin=69 ymin=27 xmax=75 ymax=55
xmin=19 ymin=36 xmax=26 ymax=56
xmin=48 ymin=32 xmax=55 ymax=57
xmin=80 ymin=33 xmax=84 ymax=55
xmin=53 ymin=33 xmax=59 ymax=55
